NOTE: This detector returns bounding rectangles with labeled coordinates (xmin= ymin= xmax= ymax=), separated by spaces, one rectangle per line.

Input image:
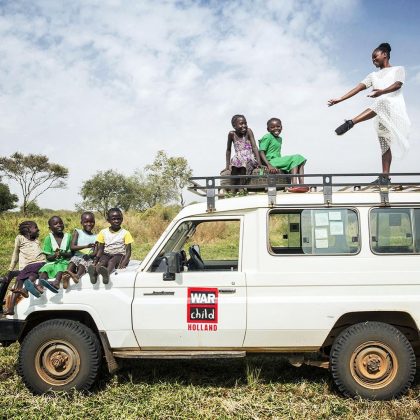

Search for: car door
xmin=132 ymin=217 xmax=246 ymax=349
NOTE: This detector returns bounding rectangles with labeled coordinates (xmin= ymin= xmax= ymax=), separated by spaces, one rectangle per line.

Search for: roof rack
xmin=188 ymin=173 xmax=420 ymax=212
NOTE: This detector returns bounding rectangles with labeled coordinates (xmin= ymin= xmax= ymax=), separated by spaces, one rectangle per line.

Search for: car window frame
xmin=145 ymin=216 xmax=244 ymax=272
xmin=368 ymin=206 xmax=420 ymax=255
xmin=266 ymin=207 xmax=361 ymax=256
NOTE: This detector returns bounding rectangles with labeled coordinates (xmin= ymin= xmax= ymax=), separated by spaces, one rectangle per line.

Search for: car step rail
xmin=112 ymin=350 xmax=246 ymax=359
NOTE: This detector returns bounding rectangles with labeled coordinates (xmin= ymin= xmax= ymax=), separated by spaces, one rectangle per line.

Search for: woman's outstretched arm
xmin=328 ymin=83 xmax=366 ymax=106
xmin=368 ymin=81 xmax=403 ymax=98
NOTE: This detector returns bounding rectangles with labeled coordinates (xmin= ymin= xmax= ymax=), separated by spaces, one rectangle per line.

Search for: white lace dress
xmin=361 ymin=66 xmax=411 ymax=157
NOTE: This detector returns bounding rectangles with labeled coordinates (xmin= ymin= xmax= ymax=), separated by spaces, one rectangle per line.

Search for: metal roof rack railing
xmin=188 ymin=173 xmax=420 ymax=212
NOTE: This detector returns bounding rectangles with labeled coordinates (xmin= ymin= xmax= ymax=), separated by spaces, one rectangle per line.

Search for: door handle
xmin=218 ymin=288 xmax=236 ymax=294
xmin=143 ymin=291 xmax=175 ymax=296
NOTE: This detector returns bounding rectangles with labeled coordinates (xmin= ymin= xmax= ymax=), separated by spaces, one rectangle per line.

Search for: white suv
xmin=1 ymin=174 xmax=419 ymax=400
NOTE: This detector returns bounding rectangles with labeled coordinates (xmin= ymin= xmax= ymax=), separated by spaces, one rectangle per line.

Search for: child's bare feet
xmin=35 ymin=284 xmax=45 ymax=294
xmin=66 ymin=270 xmax=80 ymax=284
xmin=62 ymin=273 xmax=70 ymax=289
xmin=3 ymin=308 xmax=15 ymax=316
xmin=11 ymin=288 xmax=29 ymax=298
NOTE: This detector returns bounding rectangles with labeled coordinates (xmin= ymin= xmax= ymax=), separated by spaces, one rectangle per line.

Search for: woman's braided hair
xmin=375 ymin=42 xmax=391 ymax=58
xmin=19 ymin=221 xmax=36 ymax=236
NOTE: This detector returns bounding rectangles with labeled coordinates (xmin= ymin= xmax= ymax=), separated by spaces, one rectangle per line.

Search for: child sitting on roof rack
xmin=259 ymin=118 xmax=309 ymax=193
xmin=224 ymin=114 xmax=262 ymax=188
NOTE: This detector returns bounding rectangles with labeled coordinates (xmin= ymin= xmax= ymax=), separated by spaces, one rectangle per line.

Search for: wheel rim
xmin=35 ymin=340 xmax=81 ymax=386
xmin=350 ymin=341 xmax=398 ymax=389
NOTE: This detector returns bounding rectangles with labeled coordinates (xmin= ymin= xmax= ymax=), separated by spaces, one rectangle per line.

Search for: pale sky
xmin=1 ymin=0 xmax=419 ymax=209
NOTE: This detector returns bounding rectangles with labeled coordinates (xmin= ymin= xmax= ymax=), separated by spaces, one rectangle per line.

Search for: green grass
xmin=1 ymin=211 xmax=420 ymax=418
xmin=1 ymin=346 xmax=419 ymax=418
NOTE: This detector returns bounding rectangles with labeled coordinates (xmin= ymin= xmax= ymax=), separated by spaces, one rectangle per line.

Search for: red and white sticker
xmin=187 ymin=287 xmax=218 ymax=331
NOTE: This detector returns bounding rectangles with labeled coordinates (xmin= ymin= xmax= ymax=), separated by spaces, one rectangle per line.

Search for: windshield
xmin=159 ymin=220 xmax=195 ymax=256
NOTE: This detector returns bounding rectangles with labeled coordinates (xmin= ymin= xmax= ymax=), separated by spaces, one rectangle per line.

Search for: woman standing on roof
xmin=328 ymin=43 xmax=410 ymax=181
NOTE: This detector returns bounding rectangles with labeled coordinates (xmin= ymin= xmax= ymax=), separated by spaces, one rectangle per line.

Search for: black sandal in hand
xmin=335 ymin=119 xmax=354 ymax=135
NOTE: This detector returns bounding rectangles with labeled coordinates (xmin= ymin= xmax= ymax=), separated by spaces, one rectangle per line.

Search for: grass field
xmin=1 ymin=210 xmax=420 ymax=419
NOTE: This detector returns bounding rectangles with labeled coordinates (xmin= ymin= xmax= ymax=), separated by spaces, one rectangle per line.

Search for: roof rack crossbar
xmin=187 ymin=173 xmax=420 ymax=212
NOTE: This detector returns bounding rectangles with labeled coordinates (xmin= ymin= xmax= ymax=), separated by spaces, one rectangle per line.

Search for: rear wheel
xmin=330 ymin=321 xmax=416 ymax=400
xmin=18 ymin=319 xmax=102 ymax=394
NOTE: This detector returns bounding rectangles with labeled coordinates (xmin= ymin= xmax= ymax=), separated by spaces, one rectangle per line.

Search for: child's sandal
xmin=23 ymin=280 xmax=41 ymax=298
xmin=98 ymin=266 xmax=110 ymax=285
xmin=39 ymin=279 xmax=59 ymax=294
xmin=287 ymin=186 xmax=310 ymax=193
xmin=88 ymin=265 xmax=98 ymax=284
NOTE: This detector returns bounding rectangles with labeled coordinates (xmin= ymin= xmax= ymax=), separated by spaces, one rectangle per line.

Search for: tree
xmin=129 ymin=172 xmax=161 ymax=211
xmin=144 ymin=150 xmax=192 ymax=207
xmin=79 ymin=170 xmax=136 ymax=217
xmin=79 ymin=152 xmax=193 ymax=214
xmin=166 ymin=156 xmax=192 ymax=207
xmin=0 ymin=179 xmax=18 ymax=212
xmin=20 ymin=200 xmax=43 ymax=216
xmin=0 ymin=152 xmax=68 ymax=215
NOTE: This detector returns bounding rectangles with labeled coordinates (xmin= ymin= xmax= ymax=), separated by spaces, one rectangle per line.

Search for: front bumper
xmin=0 ymin=318 xmax=26 ymax=346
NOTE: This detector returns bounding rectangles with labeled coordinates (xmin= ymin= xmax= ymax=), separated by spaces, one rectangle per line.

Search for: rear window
xmin=370 ymin=208 xmax=420 ymax=254
xmin=269 ymin=209 xmax=360 ymax=255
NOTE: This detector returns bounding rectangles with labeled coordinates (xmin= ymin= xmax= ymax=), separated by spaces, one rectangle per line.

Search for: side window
xmin=150 ymin=219 xmax=240 ymax=271
xmin=184 ymin=221 xmax=240 ymax=263
xmin=269 ymin=209 xmax=359 ymax=255
xmin=370 ymin=208 xmax=420 ymax=254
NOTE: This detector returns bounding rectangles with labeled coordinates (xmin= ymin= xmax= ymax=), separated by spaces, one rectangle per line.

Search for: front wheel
xmin=18 ymin=319 xmax=102 ymax=394
xmin=330 ymin=321 xmax=416 ymax=400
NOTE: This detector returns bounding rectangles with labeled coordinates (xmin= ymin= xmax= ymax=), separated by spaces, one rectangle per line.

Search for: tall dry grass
xmin=0 ymin=205 xmax=180 ymax=270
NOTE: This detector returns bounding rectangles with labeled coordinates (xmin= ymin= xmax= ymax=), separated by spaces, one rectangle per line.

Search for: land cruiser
xmin=1 ymin=173 xmax=420 ymax=400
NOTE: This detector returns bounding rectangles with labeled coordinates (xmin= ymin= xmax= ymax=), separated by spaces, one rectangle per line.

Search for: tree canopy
xmin=144 ymin=150 xmax=192 ymax=207
xmin=80 ymin=151 xmax=192 ymax=214
xmin=0 ymin=152 xmax=68 ymax=215
xmin=79 ymin=170 xmax=137 ymax=217
xmin=0 ymin=178 xmax=18 ymax=212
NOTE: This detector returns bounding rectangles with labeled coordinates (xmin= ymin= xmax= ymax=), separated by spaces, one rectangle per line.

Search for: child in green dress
xmin=259 ymin=118 xmax=308 ymax=192
xmin=39 ymin=216 xmax=72 ymax=292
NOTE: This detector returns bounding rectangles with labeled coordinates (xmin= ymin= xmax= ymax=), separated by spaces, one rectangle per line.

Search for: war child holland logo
xmin=187 ymin=287 xmax=218 ymax=331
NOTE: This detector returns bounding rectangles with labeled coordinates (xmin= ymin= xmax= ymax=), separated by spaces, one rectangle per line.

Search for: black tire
xmin=18 ymin=319 xmax=102 ymax=394
xmin=330 ymin=321 xmax=416 ymax=400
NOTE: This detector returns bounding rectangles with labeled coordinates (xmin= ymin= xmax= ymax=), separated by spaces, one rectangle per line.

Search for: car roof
xmin=178 ymin=189 xmax=420 ymax=219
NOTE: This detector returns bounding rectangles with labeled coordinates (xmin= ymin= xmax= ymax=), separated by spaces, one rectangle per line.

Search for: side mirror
xmin=163 ymin=252 xmax=181 ymax=281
